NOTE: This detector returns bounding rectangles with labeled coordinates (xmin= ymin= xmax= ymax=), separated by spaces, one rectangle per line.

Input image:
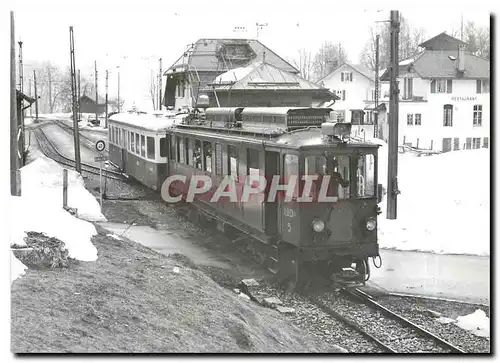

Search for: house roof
xmin=317 ymin=62 xmax=375 ymax=84
xmin=418 ymin=32 xmax=467 ymax=51
xmin=200 ymin=62 xmax=337 ymax=99
xmin=165 ymin=38 xmax=299 ymax=75
xmin=380 ymin=49 xmax=490 ymax=80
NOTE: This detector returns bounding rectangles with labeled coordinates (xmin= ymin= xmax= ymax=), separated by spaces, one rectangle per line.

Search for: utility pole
xmin=11 ymin=11 xmax=21 ymax=196
xmin=387 ymin=10 xmax=400 ymax=220
xmin=374 ymin=34 xmax=380 ymax=138
xmin=18 ymin=41 xmax=23 ymax=93
xmin=48 ymin=66 xmax=53 ymax=113
xmin=33 ymin=70 xmax=38 ymax=120
xmin=69 ymin=26 xmax=82 ymax=173
xmin=95 ymin=60 xmax=99 ymax=126
xmin=117 ymin=67 xmax=121 ymax=113
xmin=105 ymin=69 xmax=109 ymax=128
xmin=158 ymin=58 xmax=162 ymax=111
xmin=28 ymin=78 xmax=32 ymax=117
xmin=77 ymin=69 xmax=81 ymax=120
xmin=18 ymin=40 xmax=25 ymax=157
xmin=460 ymin=14 xmax=464 ymax=42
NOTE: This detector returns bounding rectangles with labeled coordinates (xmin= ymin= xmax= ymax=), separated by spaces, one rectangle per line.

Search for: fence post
xmin=63 ymin=169 xmax=68 ymax=209
xmin=430 ymin=140 xmax=433 ymax=150
xmin=416 ymin=138 xmax=419 ymax=149
xmin=403 ymin=135 xmax=406 ymax=144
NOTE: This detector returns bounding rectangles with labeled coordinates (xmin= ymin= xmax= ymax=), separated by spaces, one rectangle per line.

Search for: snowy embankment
xmin=10 ymin=156 xmax=105 ymax=283
xmin=372 ymin=138 xmax=489 ymax=256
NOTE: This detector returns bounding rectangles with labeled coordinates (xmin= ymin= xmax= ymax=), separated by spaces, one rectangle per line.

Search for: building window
xmin=443 ymin=104 xmax=453 ymax=126
xmin=369 ymin=89 xmax=376 ymax=101
xmin=465 ymin=137 xmax=472 ymax=149
xmin=473 ymin=105 xmax=482 ymax=126
xmin=365 ymin=111 xmax=374 ymax=125
xmin=476 ymin=79 xmax=490 ymax=93
xmin=407 ymin=114 xmax=413 ymax=125
xmin=333 ymin=90 xmax=346 ymax=101
xmin=431 ymin=79 xmax=452 ymax=94
xmin=341 ymin=72 xmax=353 ymax=82
xmin=483 ymin=137 xmax=489 ymax=148
xmin=336 ymin=110 xmax=346 ymax=122
xmin=453 ymin=138 xmax=460 ymax=150
xmin=442 ymin=138 xmax=452 ymax=152
xmin=415 ymin=113 xmax=422 ymax=125
xmin=403 ymin=77 xmax=413 ymax=100
xmin=472 ymin=138 xmax=481 ymax=149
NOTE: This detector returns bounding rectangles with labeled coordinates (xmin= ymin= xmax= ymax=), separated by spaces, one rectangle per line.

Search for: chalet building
xmin=200 ymin=62 xmax=337 ymax=108
xmin=317 ymin=63 xmax=387 ymax=139
xmin=162 ymin=38 xmax=299 ymax=111
xmin=379 ymin=32 xmax=490 ymax=152
xmin=79 ymin=94 xmax=107 ymax=115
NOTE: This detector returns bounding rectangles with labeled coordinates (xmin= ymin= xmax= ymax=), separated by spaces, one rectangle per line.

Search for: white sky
xmin=6 ymin=0 xmax=492 ymax=110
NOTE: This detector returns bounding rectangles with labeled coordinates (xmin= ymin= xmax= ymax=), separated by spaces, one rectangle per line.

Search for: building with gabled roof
xmin=201 ymin=62 xmax=337 ymax=107
xmin=162 ymin=38 xmax=299 ymax=111
xmin=377 ymin=32 xmax=490 ymax=152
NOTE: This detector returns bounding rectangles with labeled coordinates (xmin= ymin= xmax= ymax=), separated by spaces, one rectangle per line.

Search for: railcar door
xmin=278 ymin=153 xmax=301 ymax=246
xmin=264 ymin=151 xmax=279 ymax=235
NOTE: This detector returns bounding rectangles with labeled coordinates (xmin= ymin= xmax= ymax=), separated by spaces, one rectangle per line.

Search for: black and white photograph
xmin=6 ymin=1 xmax=491 ymax=354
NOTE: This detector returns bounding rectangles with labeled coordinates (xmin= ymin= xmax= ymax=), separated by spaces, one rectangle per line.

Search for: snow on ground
xmin=10 ymin=156 xmax=104 ymax=283
xmin=373 ymin=142 xmax=490 ymax=256
xmin=455 ymin=309 xmax=490 ymax=338
xmin=11 ymin=250 xmax=28 ymax=283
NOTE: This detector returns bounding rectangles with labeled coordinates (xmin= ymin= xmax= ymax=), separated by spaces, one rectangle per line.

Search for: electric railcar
xmin=108 ymin=107 xmax=382 ymax=286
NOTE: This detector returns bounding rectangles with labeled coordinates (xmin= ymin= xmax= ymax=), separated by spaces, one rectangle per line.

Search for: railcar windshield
xmin=356 ymin=154 xmax=376 ymax=198
xmin=305 ymin=155 xmax=351 ymax=199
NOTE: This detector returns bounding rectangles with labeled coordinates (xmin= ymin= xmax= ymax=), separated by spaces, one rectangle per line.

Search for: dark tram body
xmin=109 ymin=107 xmax=382 ymax=285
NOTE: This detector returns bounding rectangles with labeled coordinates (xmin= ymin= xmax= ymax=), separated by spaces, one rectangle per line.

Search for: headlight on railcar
xmin=366 ymin=218 xmax=377 ymax=231
xmin=312 ymin=219 xmax=325 ymax=233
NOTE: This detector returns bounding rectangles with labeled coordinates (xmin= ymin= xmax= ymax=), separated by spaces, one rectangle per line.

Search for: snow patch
xmin=107 ymin=233 xmax=123 ymax=241
xmin=11 ymin=250 xmax=28 ymax=284
xmin=455 ymin=309 xmax=490 ymax=338
xmin=10 ymin=156 xmax=103 ymax=282
xmin=375 ymin=146 xmax=489 ymax=256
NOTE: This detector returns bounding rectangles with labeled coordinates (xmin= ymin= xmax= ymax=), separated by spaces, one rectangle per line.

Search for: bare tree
xmin=149 ymin=69 xmax=158 ymax=110
xmin=464 ymin=21 xmax=490 ymax=59
xmin=359 ymin=14 xmax=425 ymax=71
xmin=290 ymin=48 xmax=314 ymax=81
xmin=312 ymin=41 xmax=348 ymax=82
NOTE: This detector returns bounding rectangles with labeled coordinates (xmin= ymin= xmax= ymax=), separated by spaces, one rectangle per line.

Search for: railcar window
xmin=247 ymin=149 xmax=260 ymax=184
xmin=141 ymin=135 xmax=146 ymax=157
xmin=169 ymin=135 xmax=175 ymax=160
xmin=187 ymin=139 xmax=194 ymax=166
xmin=228 ymin=145 xmax=238 ymax=179
xmin=135 ymin=133 xmax=139 ymax=154
xmin=335 ymin=155 xmax=350 ymax=199
xmin=147 ymin=137 xmax=155 ymax=159
xmin=284 ymin=154 xmax=299 ymax=199
xmin=356 ymin=154 xmax=375 ymax=197
xmin=203 ymin=141 xmax=212 ymax=172
xmin=194 ymin=140 xmax=202 ymax=170
xmin=130 ymin=131 xmax=134 ymax=152
xmin=304 ymin=155 xmax=350 ymax=199
xmin=215 ymin=143 xmax=222 ymax=176
xmin=177 ymin=137 xmax=185 ymax=163
xmin=124 ymin=130 xmax=128 ymax=149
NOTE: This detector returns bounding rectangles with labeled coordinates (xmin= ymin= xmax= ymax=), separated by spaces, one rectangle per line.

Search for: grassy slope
xmin=11 ymin=225 xmax=343 ymax=353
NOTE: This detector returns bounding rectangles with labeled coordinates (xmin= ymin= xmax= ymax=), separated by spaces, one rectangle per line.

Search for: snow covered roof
xmin=418 ymin=32 xmax=467 ymax=51
xmin=202 ymin=62 xmax=337 ymax=99
xmin=165 ymin=38 xmax=299 ymax=74
xmin=317 ymin=63 xmax=375 ymax=83
xmin=109 ymin=112 xmax=178 ymax=132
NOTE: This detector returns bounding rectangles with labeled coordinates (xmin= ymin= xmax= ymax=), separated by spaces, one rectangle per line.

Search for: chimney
xmin=458 ymin=45 xmax=466 ymax=73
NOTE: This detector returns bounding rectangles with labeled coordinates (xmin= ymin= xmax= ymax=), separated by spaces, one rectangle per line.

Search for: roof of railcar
xmin=205 ymin=107 xmax=244 ymax=115
xmin=240 ymin=107 xmax=332 ymax=117
xmin=109 ymin=112 xmax=179 ymax=132
xmin=171 ymin=125 xmax=380 ymax=150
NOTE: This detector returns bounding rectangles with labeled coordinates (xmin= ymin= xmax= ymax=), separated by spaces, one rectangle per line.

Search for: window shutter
xmin=447 ymin=79 xmax=452 ymax=93
xmin=430 ymin=80 xmax=436 ymax=93
xmin=476 ymin=79 xmax=481 ymax=93
xmin=342 ymin=90 xmax=346 ymax=101
xmin=349 ymin=73 xmax=353 ymax=82
xmin=341 ymin=73 xmax=344 ymax=82
xmin=409 ymin=78 xmax=413 ymax=99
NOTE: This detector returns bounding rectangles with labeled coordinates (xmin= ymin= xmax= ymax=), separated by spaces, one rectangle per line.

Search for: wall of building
xmin=320 ymin=65 xmax=375 ymax=122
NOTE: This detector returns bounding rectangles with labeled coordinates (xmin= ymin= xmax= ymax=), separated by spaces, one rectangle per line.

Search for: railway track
xmin=32 ymin=126 xmax=126 ymax=182
xmin=312 ymin=288 xmax=467 ymax=353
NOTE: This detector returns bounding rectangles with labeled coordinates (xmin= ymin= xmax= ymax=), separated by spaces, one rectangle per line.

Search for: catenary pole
xmin=69 ymin=26 xmax=82 ymax=173
xmin=95 ymin=60 xmax=99 ymax=125
xmin=11 ymin=11 xmax=21 ymax=196
xmin=374 ymin=34 xmax=380 ymax=138
xmin=386 ymin=10 xmax=400 ymax=220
